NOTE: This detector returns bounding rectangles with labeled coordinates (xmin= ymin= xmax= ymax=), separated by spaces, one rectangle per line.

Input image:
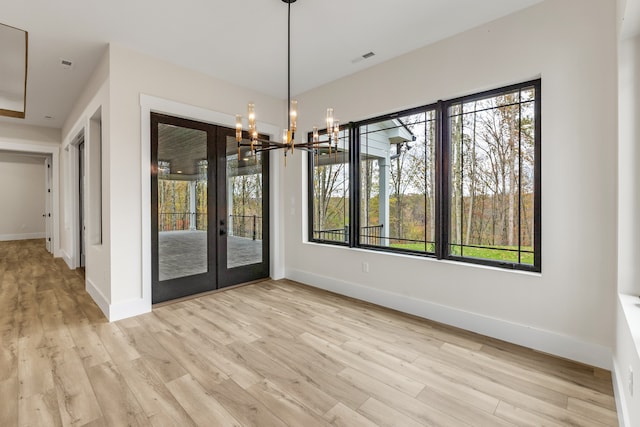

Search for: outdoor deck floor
xmin=159 ymin=230 xmax=262 ymax=281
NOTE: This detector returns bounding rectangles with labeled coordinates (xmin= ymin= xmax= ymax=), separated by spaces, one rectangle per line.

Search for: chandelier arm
xmin=237 ymin=0 xmax=339 ymax=166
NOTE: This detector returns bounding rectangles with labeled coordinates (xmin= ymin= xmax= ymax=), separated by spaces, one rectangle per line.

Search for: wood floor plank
xmin=416 ymin=385 xmax=516 ymax=427
xmin=226 ymin=340 xmax=339 ymax=415
xmin=414 ymin=353 xmax=614 ymax=426
xmin=151 ymin=327 xmax=229 ymax=385
xmin=94 ymin=322 xmax=140 ymax=367
xmin=567 ymin=397 xmax=619 ymax=426
xmin=247 ymin=379 xmax=329 ymax=427
xmin=152 ymin=312 xmax=262 ymax=389
xmin=324 ymin=402 xmax=379 ymax=427
xmin=67 ymin=322 xmax=112 ymax=369
xmin=300 ymin=331 xmax=426 ymax=398
xmin=0 ymin=327 xmax=18 ymax=382
xmin=444 ymin=339 xmax=617 ymax=411
xmin=49 ymin=346 xmax=103 ymax=426
xmin=494 ymin=401 xmax=566 ymax=427
xmin=86 ymin=361 xmax=150 ymax=427
xmin=0 ymin=240 xmax=619 ymax=427
xmin=117 ymin=322 xmax=188 ymax=383
xmin=118 ymin=358 xmax=197 ymax=426
xmin=438 ymin=342 xmax=569 ymax=408
xmin=357 ymin=397 xmax=426 ymax=427
xmin=338 ymin=366 xmax=470 ymax=426
xmin=0 ymin=376 xmax=19 ymax=426
xmin=252 ymin=336 xmax=370 ymax=410
xmin=165 ymin=374 xmax=242 ymax=427
xmin=199 ymin=379 xmax=289 ymax=427
xmin=17 ymin=337 xmax=54 ymax=399
xmin=18 ymin=390 xmax=63 ymax=427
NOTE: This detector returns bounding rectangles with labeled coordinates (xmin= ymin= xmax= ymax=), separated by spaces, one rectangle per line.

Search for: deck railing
xmin=313 ymin=224 xmax=384 ymax=245
xmin=159 ymin=212 xmax=207 ymax=231
xmin=229 ymin=215 xmax=262 ymax=240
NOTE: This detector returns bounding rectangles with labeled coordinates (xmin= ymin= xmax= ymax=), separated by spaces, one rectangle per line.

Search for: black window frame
xmin=308 ymin=79 xmax=541 ymax=273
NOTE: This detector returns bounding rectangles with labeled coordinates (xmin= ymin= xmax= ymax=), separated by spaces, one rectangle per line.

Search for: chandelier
xmin=235 ymin=0 xmax=340 ymax=165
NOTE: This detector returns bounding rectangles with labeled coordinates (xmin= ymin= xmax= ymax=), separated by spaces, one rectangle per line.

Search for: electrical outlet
xmin=630 ymin=366 xmax=634 ymax=397
xmin=362 ymin=262 xmax=369 ymax=273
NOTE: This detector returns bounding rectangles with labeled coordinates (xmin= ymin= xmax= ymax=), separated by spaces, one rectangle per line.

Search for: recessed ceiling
xmin=0 ymin=0 xmax=542 ymax=129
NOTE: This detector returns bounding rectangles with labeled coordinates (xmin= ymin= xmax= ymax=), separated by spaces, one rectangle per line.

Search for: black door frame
xmin=151 ymin=113 xmax=270 ymax=303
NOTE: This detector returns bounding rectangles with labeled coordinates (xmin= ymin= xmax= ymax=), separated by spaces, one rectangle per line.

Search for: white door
xmin=44 ymin=157 xmax=53 ymax=253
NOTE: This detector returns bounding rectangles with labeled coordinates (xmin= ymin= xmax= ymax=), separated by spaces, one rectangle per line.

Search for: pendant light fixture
xmin=235 ymin=0 xmax=340 ymax=165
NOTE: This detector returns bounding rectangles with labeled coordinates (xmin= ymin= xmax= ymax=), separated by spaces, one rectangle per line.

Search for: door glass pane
xmin=226 ymin=136 xmax=263 ymax=268
xmin=157 ymin=124 xmax=208 ymax=281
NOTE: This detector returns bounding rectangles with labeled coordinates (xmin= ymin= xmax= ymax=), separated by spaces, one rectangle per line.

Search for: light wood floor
xmin=0 ymin=239 xmax=618 ymax=426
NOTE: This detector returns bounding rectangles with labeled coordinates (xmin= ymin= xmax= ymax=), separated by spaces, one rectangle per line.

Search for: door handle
xmin=219 ymin=228 xmax=226 ymax=236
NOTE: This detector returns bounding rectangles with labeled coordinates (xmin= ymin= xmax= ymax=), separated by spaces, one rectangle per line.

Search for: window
xmin=359 ymin=109 xmax=437 ymax=252
xmin=309 ymin=127 xmax=351 ymax=244
xmin=308 ymin=80 xmax=541 ymax=272
xmin=445 ymin=85 xmax=539 ymax=268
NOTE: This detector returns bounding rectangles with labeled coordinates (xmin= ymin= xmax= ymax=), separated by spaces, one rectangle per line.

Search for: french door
xmin=151 ymin=113 xmax=269 ymax=303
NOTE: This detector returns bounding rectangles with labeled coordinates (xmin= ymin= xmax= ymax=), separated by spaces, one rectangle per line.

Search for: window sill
xmin=619 ymin=293 xmax=640 ymax=358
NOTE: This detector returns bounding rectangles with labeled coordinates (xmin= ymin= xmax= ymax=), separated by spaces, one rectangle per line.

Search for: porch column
xmin=378 ymin=154 xmax=390 ymax=245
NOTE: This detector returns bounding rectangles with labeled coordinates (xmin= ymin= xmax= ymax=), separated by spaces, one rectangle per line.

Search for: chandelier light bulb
xmin=235 ymin=114 xmax=242 ymax=143
xmin=290 ymin=100 xmax=298 ymax=132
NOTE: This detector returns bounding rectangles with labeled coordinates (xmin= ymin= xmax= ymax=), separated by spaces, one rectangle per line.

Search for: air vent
xmin=351 ymin=51 xmax=376 ymax=64
xmin=60 ymin=58 xmax=73 ymax=69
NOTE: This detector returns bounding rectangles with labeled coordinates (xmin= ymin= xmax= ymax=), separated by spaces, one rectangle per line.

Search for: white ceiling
xmin=0 ymin=0 xmax=542 ymax=129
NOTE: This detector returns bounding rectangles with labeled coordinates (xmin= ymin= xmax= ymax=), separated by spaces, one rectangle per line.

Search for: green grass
xmin=390 ymin=242 xmax=534 ymax=265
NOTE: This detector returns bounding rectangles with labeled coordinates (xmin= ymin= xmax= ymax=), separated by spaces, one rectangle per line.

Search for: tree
xmin=313 ymin=153 xmax=349 ymax=238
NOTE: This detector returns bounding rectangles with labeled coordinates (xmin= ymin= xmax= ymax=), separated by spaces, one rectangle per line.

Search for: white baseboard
xmin=286 ymin=268 xmax=612 ymax=370
xmin=0 ymin=232 xmax=45 ymax=241
xmin=86 ymin=277 xmax=110 ymax=320
xmin=612 ymin=358 xmax=629 ymax=427
xmin=61 ymin=249 xmax=74 ymax=270
xmin=108 ymin=298 xmax=151 ymax=322
xmin=86 ymin=277 xmax=150 ymax=322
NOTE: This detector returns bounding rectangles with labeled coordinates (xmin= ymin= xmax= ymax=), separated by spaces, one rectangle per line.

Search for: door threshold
xmin=152 ymin=277 xmax=270 ymax=308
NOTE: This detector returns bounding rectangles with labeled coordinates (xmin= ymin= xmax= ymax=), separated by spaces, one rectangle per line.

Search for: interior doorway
xmin=78 ymin=138 xmax=86 ymax=267
xmin=151 ymin=113 xmax=269 ymax=303
xmin=44 ymin=156 xmax=53 ymax=253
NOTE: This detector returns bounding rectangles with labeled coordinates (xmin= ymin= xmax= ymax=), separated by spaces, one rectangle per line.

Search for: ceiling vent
xmin=351 ymin=51 xmax=376 ymax=64
xmin=59 ymin=58 xmax=73 ymax=69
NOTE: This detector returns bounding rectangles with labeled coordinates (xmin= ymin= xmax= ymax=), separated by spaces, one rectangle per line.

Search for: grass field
xmin=390 ymin=242 xmax=534 ymax=265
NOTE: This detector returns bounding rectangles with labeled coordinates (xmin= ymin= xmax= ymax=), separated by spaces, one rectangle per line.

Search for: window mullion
xmin=436 ymin=100 xmax=447 ymax=260
xmin=350 ymin=122 xmax=359 ymax=248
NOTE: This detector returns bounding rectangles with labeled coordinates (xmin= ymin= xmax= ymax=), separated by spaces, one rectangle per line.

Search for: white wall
xmin=615 ymin=7 xmax=640 ymax=425
xmin=287 ymin=0 xmax=617 ymax=369
xmin=103 ymin=44 xmax=286 ymax=319
xmin=618 ymin=28 xmax=640 ymax=300
xmin=0 ymin=153 xmax=46 ymax=240
xmin=60 ymin=46 xmax=111 ymax=314
xmin=0 ymin=122 xmax=60 ymax=144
